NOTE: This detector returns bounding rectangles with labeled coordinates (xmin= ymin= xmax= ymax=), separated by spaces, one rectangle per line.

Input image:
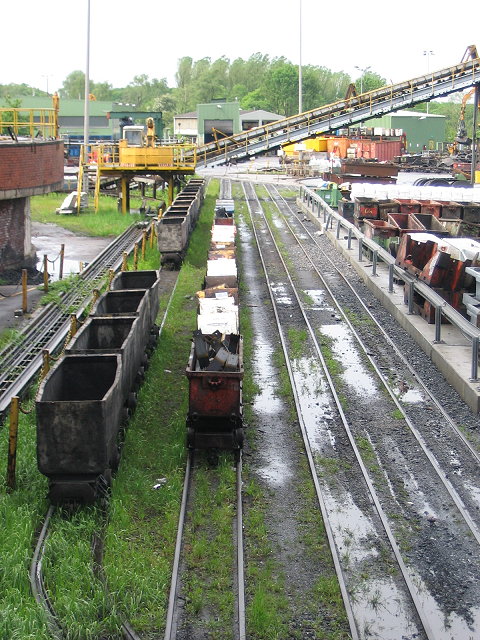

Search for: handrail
xmin=82 ymin=142 xmax=197 ymax=170
xmin=0 ymin=107 xmax=58 ymax=140
xmin=194 ymin=54 xmax=480 ymax=166
xmin=298 ymin=185 xmax=480 ymax=380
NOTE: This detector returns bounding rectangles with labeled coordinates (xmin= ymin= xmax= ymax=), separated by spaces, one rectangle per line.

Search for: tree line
xmin=0 ymin=53 xmax=476 ymax=142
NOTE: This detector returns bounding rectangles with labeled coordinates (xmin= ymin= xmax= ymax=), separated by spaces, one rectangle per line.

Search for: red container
xmin=363 ymin=219 xmax=398 ymax=242
xmin=388 ymin=213 xmax=424 ymax=233
xmin=356 ymin=140 xmax=403 ymax=162
xmin=394 ymin=199 xmax=421 ymax=214
xmin=186 ymin=337 xmax=243 ymax=419
xmin=354 ymin=198 xmax=379 ymax=219
xmin=419 ymin=200 xmax=442 ymax=218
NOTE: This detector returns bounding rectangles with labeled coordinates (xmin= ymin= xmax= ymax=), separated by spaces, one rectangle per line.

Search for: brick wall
xmin=0 ymin=198 xmax=34 ymax=270
xmin=0 ymin=140 xmax=64 ymax=193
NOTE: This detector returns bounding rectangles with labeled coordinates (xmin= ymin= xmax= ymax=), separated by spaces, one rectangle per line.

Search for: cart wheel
xmin=110 ymin=447 xmax=120 ymax=471
xmin=127 ymin=392 xmax=137 ymax=411
xmin=235 ymin=428 xmax=244 ymax=448
xmin=103 ymin=468 xmax=112 ymax=487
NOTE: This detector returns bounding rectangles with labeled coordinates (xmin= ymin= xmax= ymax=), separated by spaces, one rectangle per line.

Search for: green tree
xmin=264 ymin=61 xmax=298 ymax=115
xmin=60 ymin=70 xmax=86 ymax=99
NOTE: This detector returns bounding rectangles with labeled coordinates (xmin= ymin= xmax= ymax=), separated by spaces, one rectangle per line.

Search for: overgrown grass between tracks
xmin=0 ymin=195 xmax=170 ymax=639
xmin=236 ymin=181 xmax=351 ymax=639
xmin=102 ymin=179 xmax=219 ymax=634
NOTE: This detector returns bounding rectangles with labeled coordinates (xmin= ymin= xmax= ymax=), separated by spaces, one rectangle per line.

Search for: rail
xmin=0 ymin=223 xmax=146 ymax=417
xmin=298 ymin=185 xmax=480 ymax=380
xmin=82 ymin=142 xmax=197 ymax=171
xmin=195 ymin=53 xmax=480 ymax=167
xmin=0 ymin=107 xmax=58 ymax=140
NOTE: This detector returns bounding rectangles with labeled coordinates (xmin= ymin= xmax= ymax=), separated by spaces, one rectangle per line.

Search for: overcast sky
xmin=3 ymin=1 xmax=479 ymax=95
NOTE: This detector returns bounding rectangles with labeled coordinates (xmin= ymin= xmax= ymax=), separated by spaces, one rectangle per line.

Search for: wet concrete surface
xmin=0 ymin=222 xmax=112 ymax=333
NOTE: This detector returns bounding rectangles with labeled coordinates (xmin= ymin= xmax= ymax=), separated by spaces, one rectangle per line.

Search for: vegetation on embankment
xmin=30 ymin=192 xmax=159 ymax=237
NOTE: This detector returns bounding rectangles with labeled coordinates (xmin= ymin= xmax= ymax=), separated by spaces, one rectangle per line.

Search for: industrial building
xmin=174 ymin=102 xmax=283 ymax=144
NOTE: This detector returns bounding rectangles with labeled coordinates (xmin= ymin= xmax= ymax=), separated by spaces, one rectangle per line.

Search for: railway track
xmin=0 ymin=222 xmax=147 ymax=416
xmin=29 ymin=272 xmax=179 ymax=640
xmin=242 ymin=180 xmax=480 ymax=639
xmin=163 ymin=453 xmax=246 ymax=640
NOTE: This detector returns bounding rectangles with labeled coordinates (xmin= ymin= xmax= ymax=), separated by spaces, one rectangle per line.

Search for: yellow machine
xmin=79 ymin=119 xmax=197 ymax=213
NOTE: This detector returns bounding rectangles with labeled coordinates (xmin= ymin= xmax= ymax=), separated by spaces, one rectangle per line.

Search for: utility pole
xmin=82 ymin=0 xmax=91 ymax=202
xmin=298 ymin=0 xmax=303 ymax=114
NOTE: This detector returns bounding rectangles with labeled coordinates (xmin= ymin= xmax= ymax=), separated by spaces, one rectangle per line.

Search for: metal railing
xmin=195 ymin=54 xmax=480 ymax=167
xmin=0 ymin=108 xmax=58 ymax=139
xmin=82 ymin=142 xmax=197 ymax=170
xmin=298 ymin=185 xmax=480 ymax=381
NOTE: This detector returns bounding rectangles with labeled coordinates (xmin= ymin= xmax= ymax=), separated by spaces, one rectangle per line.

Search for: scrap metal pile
xmin=334 ymin=184 xmax=480 ymax=324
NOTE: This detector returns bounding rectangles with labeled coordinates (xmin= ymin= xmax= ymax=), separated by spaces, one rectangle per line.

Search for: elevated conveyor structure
xmin=195 ymin=49 xmax=480 ymax=168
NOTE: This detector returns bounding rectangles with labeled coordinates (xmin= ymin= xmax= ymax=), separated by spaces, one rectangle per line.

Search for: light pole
xmin=298 ymin=0 xmax=302 ymax=113
xmin=82 ymin=0 xmax=91 ymax=201
xmin=354 ymin=65 xmax=371 ymax=94
xmin=42 ymin=75 xmax=51 ymax=96
xmin=423 ymin=50 xmax=434 ymax=114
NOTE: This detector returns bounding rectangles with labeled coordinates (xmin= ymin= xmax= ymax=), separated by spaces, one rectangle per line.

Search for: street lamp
xmin=82 ymin=0 xmax=91 ymax=201
xmin=41 ymin=74 xmax=51 ymax=96
xmin=298 ymin=0 xmax=302 ymax=113
xmin=423 ymin=50 xmax=434 ymax=113
xmin=354 ymin=65 xmax=371 ymax=94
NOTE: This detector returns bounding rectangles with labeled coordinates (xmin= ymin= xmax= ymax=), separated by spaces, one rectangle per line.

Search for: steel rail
xmin=29 ymin=506 xmax=64 ymax=640
xmin=242 ymin=181 xmax=359 ymax=640
xmin=163 ymin=452 xmax=193 ymax=640
xmin=236 ymin=452 xmax=246 ymax=640
xmin=270 ymin=184 xmax=480 ymax=467
xmin=243 ymin=180 xmax=438 ymax=639
xmin=269 ymin=185 xmax=480 ymax=547
xmin=0 ymin=223 xmax=146 ymax=416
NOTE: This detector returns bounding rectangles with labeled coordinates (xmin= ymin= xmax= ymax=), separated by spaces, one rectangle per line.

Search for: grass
xmin=287 ymin=327 xmax=308 ymax=360
xmin=0 ymin=180 xmax=209 ymax=638
xmin=30 ymin=192 xmax=145 ymax=237
xmin=102 ymin=180 xmax=218 ymax=633
xmin=0 ymin=387 xmax=50 ymax=640
xmin=182 ymin=456 xmax=237 ymax=637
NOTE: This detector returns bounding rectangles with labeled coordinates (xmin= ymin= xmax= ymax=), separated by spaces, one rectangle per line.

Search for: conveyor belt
xmin=0 ymin=223 xmax=146 ymax=416
xmin=195 ymin=54 xmax=480 ymax=167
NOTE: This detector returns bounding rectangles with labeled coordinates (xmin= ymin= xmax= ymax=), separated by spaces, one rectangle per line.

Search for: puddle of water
xmin=321 ymin=324 xmax=377 ymax=397
xmin=253 ymin=339 xmax=283 ymax=415
xmin=399 ymin=387 xmax=424 ymax=404
xmin=270 ymin=282 xmax=293 ymax=305
xmin=303 ymin=288 xmax=334 ymax=311
xmin=291 ymin=356 xmax=337 ymax=450
xmin=322 ymin=482 xmax=422 ymax=639
xmin=36 ymin=256 xmax=85 ymax=282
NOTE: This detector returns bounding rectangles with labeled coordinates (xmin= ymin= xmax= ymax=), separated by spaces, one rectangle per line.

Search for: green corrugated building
xmin=1 ymin=95 xmax=114 ymax=139
xmin=197 ymin=101 xmax=242 ymax=144
xmin=365 ymin=110 xmax=445 ymax=152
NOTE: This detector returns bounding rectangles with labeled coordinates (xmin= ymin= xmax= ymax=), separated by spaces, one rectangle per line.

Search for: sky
xmin=2 ymin=0 xmax=479 ymax=96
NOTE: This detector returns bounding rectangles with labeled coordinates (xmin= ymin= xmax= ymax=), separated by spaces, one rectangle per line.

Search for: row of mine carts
xmin=338 ymin=195 xmax=480 ymax=324
xmin=185 ymin=197 xmax=244 ymax=452
xmin=36 ymin=270 xmax=161 ymax=503
xmin=157 ymin=179 xmax=205 ymax=266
